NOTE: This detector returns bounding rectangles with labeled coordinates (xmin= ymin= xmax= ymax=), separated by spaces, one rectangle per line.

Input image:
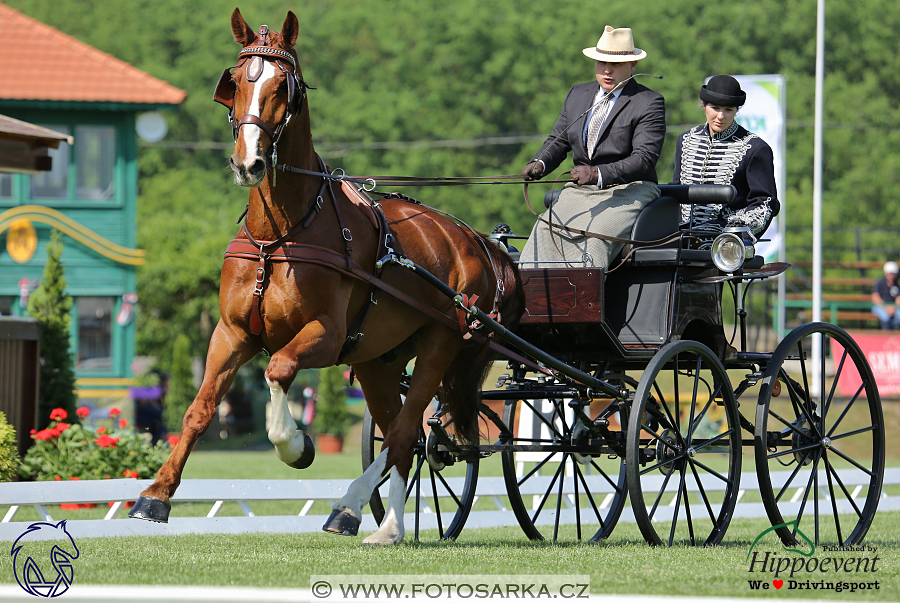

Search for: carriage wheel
xmin=500 ymin=387 xmax=628 ymax=542
xmin=755 ymin=322 xmax=885 ymax=546
xmin=626 ymin=341 xmax=742 ymax=546
xmin=361 ymin=403 xmax=478 ymax=541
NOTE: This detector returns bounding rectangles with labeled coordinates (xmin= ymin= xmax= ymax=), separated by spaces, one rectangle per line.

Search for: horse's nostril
xmin=248 ymin=158 xmax=266 ymax=177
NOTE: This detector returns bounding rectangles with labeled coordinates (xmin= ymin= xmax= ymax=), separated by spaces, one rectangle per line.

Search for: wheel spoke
xmin=575 ymin=462 xmax=607 ymax=530
xmin=792 ymin=451 xmax=822 ymax=545
xmin=521 ymin=398 xmax=565 ymax=440
xmin=830 ymin=424 xmax=878 ymax=442
xmin=668 ymin=466 xmax=687 ymax=547
xmin=434 ymin=467 xmax=464 ymax=508
xmin=517 ymin=451 xmax=557 ymax=487
xmin=767 ymin=407 xmax=813 ymax=438
xmin=774 ymin=448 xmax=814 ymax=503
xmin=648 ymin=462 xmax=677 ymax=522
xmin=827 ymin=445 xmax=875 ymax=477
xmin=824 ymin=453 xmax=863 ymax=519
xmin=823 ymin=454 xmax=843 ymax=543
xmin=553 ymin=455 xmax=567 ymax=541
xmin=429 ymin=468 xmax=445 ymax=539
xmin=819 ymin=347 xmax=848 ymax=434
xmin=590 ymin=458 xmax=622 ymax=491
xmin=767 ymin=440 xmax=821 ymax=461
xmin=682 ymin=470 xmax=696 ymax=546
xmin=691 ymin=428 xmax=734 ymax=454
xmin=687 ymin=458 xmax=717 ymax=523
xmin=690 ymin=457 xmax=732 ymax=484
xmin=530 ymin=455 xmax=565 ymax=525
xmin=826 ymin=382 xmax=867 ymax=438
xmin=686 ymin=355 xmax=702 ymax=446
xmin=640 ymin=422 xmax=681 ymax=453
xmin=689 ymin=383 xmax=723 ymax=445
xmin=639 ymin=449 xmax=689 ymax=476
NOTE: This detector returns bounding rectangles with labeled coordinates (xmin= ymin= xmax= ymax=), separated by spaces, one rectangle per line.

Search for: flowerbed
xmin=19 ymin=406 xmax=176 ymax=484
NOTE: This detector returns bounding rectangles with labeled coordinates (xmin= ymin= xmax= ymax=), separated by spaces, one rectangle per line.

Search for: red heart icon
xmin=773 ymin=580 xmax=783 ymax=589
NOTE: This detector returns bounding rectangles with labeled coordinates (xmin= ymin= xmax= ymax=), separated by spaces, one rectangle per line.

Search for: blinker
xmin=213 ymin=67 xmax=236 ymax=110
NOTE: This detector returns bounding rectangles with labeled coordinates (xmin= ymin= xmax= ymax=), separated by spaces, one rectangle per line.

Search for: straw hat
xmin=582 ymin=26 xmax=647 ymax=62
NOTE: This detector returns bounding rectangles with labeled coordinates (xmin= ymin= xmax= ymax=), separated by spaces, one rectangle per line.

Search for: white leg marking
xmin=363 ymin=466 xmax=406 ymax=546
xmin=331 ymin=449 xmax=388 ymax=522
xmin=266 ymin=377 xmax=306 ymax=465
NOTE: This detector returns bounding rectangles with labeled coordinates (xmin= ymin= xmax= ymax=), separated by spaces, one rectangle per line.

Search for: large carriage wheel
xmin=754 ymin=322 xmax=885 ymax=546
xmin=361 ymin=402 xmax=478 ymax=541
xmin=626 ymin=341 xmax=742 ymax=546
xmin=500 ymin=387 xmax=628 ymax=542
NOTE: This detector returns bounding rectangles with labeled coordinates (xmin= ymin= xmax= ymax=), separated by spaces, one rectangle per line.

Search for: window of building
xmin=30 ymin=124 xmax=71 ymax=199
xmin=0 ymin=174 xmax=12 ymax=199
xmin=75 ymin=125 xmax=116 ymax=200
xmin=76 ymin=296 xmax=113 ymax=371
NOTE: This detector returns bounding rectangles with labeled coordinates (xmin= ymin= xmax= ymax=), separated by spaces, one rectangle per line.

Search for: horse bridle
xmin=213 ymin=25 xmax=313 ymax=169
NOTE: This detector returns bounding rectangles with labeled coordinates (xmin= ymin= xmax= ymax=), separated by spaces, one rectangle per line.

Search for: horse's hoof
xmin=128 ymin=496 xmax=170 ymax=523
xmin=322 ymin=508 xmax=360 ymax=536
xmin=287 ymin=434 xmax=316 ymax=469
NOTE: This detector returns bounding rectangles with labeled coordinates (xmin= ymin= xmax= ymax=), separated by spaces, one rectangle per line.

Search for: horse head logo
xmin=746 ymin=519 xmax=815 ymax=561
xmin=10 ymin=520 xmax=80 ymax=598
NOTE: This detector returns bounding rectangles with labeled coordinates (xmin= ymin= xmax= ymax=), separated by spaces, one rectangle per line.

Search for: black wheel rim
xmin=361 ymin=404 xmax=479 ymax=541
xmin=626 ymin=341 xmax=742 ymax=546
xmin=500 ymin=392 xmax=628 ymax=542
xmin=755 ymin=322 xmax=885 ymax=546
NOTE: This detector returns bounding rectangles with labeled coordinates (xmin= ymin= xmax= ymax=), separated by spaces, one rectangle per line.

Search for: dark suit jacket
xmin=532 ymin=78 xmax=666 ymax=186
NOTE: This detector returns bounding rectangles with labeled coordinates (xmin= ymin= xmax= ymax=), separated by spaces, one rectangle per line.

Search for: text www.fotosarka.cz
xmin=309 ymin=575 xmax=591 ymax=600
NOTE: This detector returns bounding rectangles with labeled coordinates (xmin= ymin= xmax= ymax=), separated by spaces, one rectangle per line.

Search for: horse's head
xmin=215 ymin=8 xmax=308 ymax=188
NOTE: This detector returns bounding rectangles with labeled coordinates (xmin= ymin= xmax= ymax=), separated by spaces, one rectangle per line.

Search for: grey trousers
xmin=519 ymin=181 xmax=660 ymax=269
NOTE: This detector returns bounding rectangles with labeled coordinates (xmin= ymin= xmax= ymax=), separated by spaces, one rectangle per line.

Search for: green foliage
xmin=18 ymin=407 xmax=172 ymax=481
xmin=6 ymin=0 xmax=900 ymax=363
xmin=314 ymin=366 xmax=349 ymax=437
xmin=164 ymin=333 xmax=195 ymax=432
xmin=27 ymin=230 xmax=77 ymax=429
xmin=0 ymin=412 xmax=21 ymax=482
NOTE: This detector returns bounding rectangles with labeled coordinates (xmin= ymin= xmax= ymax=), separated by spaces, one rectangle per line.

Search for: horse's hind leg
xmin=130 ymin=323 xmax=259 ymax=522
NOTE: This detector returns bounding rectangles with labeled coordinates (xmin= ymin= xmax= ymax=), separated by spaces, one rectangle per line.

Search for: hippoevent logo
xmin=746 ymin=521 xmax=880 ymax=594
xmin=10 ymin=520 xmax=80 ymax=598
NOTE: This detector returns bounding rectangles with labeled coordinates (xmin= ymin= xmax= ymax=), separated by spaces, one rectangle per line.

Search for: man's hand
xmin=570 ymin=165 xmax=599 ymax=186
xmin=521 ymin=161 xmax=544 ymax=181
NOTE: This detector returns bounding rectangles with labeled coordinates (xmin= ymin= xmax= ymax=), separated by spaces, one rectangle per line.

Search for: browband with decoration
xmin=238 ymin=45 xmax=296 ymax=68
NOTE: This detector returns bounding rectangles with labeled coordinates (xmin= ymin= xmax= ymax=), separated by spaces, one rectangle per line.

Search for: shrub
xmin=18 ymin=407 xmax=175 ymax=481
xmin=0 ymin=411 xmax=20 ymax=482
xmin=315 ymin=365 xmax=349 ymax=437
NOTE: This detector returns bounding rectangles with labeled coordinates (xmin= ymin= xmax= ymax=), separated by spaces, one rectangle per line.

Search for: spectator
xmin=871 ymin=261 xmax=900 ymax=330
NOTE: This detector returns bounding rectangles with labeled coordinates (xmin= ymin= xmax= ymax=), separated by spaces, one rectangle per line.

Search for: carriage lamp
xmin=711 ymin=227 xmax=756 ymax=273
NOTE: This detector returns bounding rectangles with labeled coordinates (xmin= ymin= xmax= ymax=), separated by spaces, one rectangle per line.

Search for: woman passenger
xmin=671 ymin=75 xmax=779 ymax=241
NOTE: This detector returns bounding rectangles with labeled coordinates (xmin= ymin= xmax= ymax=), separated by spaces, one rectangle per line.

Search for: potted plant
xmin=314 ymin=365 xmax=349 ymax=453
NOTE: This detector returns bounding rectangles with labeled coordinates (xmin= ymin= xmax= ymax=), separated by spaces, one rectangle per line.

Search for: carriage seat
xmin=541 ymin=184 xmax=739 ymax=266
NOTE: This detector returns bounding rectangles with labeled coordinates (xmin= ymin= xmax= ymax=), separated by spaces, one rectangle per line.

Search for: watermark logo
xmin=746 ymin=520 xmax=880 ymax=594
xmin=10 ymin=520 xmax=80 ymax=598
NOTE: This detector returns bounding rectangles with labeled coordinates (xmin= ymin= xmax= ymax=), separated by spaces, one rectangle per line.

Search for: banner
xmin=832 ymin=333 xmax=900 ymax=397
xmin=707 ymin=75 xmax=784 ymax=262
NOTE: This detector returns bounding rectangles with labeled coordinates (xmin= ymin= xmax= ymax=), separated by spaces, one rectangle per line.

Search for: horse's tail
xmin=440 ymin=235 xmax=525 ymax=445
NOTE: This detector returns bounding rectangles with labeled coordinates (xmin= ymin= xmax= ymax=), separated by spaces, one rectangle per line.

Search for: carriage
xmin=360 ymin=184 xmax=885 ymax=547
xmin=129 ymin=9 xmax=885 ymax=549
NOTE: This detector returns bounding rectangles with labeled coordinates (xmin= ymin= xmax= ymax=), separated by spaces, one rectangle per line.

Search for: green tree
xmin=0 ymin=412 xmax=20 ymax=482
xmin=314 ymin=366 xmax=349 ymax=437
xmin=27 ymin=230 xmax=77 ymax=428
xmin=164 ymin=333 xmax=195 ymax=433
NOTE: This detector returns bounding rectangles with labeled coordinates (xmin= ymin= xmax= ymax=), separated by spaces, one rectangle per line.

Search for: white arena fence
xmin=1 ymin=468 xmax=897 ymax=541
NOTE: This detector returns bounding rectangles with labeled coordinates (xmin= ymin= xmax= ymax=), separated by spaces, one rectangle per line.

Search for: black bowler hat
xmin=700 ymin=75 xmax=746 ymax=107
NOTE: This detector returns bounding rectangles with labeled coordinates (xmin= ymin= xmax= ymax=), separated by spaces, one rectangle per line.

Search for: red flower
xmin=69 ymin=476 xmax=81 ymax=481
xmin=30 ymin=429 xmax=36 ymax=435
xmin=55 ymin=476 xmax=62 ymax=481
xmin=97 ymin=426 xmax=107 ymax=434
xmin=167 ymin=435 xmax=179 ymax=447
xmin=94 ymin=434 xmax=118 ymax=448
xmin=118 ymin=419 xmax=128 ymax=429
xmin=122 ymin=470 xmax=139 ymax=479
xmin=49 ymin=408 xmax=68 ymax=421
xmin=108 ymin=407 xmax=121 ymax=418
xmin=76 ymin=406 xmax=90 ymax=419
xmin=56 ymin=422 xmax=70 ymax=432
xmin=33 ymin=428 xmax=60 ymax=440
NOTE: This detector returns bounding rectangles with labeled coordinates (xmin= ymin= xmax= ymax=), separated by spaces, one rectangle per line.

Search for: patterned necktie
xmin=585 ymin=95 xmax=611 ymax=156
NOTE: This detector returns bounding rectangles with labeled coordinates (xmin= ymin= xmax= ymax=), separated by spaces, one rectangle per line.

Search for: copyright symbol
xmin=312 ymin=580 xmax=332 ymax=598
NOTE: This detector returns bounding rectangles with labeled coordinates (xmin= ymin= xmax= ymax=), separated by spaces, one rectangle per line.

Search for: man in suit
xmin=519 ymin=25 xmax=666 ymax=268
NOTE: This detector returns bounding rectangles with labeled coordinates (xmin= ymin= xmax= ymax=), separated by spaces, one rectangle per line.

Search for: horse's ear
xmin=281 ymin=11 xmax=299 ymax=49
xmin=231 ymin=7 xmax=257 ymax=46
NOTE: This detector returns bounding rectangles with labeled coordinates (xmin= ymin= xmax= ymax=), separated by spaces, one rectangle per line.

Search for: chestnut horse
xmin=129 ymin=8 xmax=524 ymax=545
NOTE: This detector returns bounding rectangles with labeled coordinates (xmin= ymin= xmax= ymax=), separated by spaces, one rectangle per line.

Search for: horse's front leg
xmin=265 ymin=315 xmax=343 ymax=468
xmin=130 ymin=322 xmax=259 ymax=522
